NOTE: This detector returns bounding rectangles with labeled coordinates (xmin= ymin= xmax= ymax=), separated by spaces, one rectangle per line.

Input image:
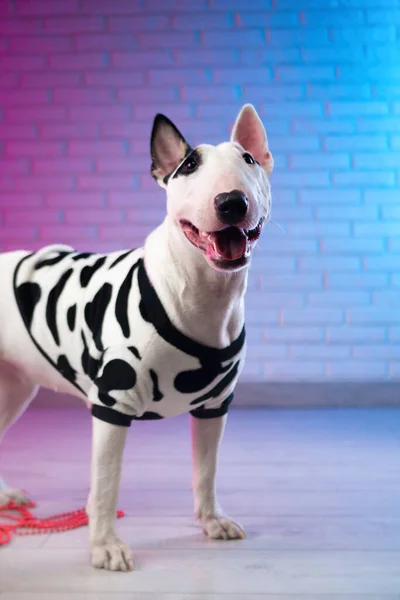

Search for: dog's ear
xmin=231 ymin=104 xmax=274 ymax=174
xmin=150 ymin=114 xmax=192 ymax=187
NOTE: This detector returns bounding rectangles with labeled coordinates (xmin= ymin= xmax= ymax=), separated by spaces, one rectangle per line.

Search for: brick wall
xmin=0 ymin=0 xmax=399 ymax=382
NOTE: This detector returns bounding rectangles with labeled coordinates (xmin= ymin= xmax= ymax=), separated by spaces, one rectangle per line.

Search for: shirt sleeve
xmin=189 ymin=392 xmax=234 ymax=419
xmin=91 ymin=404 xmax=133 ymax=427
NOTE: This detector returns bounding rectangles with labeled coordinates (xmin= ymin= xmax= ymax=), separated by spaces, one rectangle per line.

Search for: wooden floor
xmin=1 ymin=406 xmax=400 ymax=598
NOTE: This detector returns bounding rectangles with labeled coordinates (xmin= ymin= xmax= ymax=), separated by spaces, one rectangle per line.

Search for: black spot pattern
xmin=84 ymin=283 xmax=112 ymax=352
xmin=12 ymin=254 xmax=87 ymax=397
xmin=109 ymin=250 xmax=133 ymax=269
xmin=94 ymin=359 xmax=137 ymax=407
xmin=137 ymin=258 xmax=245 ymax=361
xmin=128 ymin=346 xmax=141 ymax=360
xmin=190 ymin=394 xmax=233 ymax=419
xmin=81 ymin=331 xmax=102 ymax=379
xmin=67 ymin=304 xmax=76 ymax=332
xmin=190 ymin=361 xmax=240 ymax=406
xmin=97 ymin=391 xmax=115 ymax=407
xmin=72 ymin=252 xmax=94 ymax=261
xmin=139 ymin=297 xmax=151 ymax=323
xmin=13 ymin=249 xmax=245 ymax=426
xmin=92 ymin=404 xmax=132 ymax=427
xmin=174 ymin=361 xmax=232 ymax=394
xmin=135 ymin=257 xmax=245 ymax=419
xmin=80 ymin=256 xmax=107 ymax=288
xmin=115 ymin=261 xmax=140 ymax=338
xmin=15 ymin=282 xmax=41 ymax=329
xmin=34 ymin=252 xmax=70 ymax=270
xmin=133 ymin=411 xmax=163 ymax=420
xmin=149 ymin=369 xmax=163 ymax=402
xmin=56 ymin=354 xmax=77 ymax=382
xmin=46 ymin=269 xmax=73 ymax=346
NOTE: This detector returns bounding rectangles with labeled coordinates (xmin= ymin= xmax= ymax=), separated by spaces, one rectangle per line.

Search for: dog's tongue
xmin=211 ymin=227 xmax=247 ymax=261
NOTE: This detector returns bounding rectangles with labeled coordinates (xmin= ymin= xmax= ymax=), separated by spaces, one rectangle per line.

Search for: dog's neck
xmin=144 ymin=217 xmax=247 ymax=348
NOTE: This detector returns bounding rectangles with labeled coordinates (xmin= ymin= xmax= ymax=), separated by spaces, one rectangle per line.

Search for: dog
xmin=0 ymin=104 xmax=273 ymax=571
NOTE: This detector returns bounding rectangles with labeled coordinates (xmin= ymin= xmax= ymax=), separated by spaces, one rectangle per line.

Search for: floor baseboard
xmin=234 ymin=381 xmax=400 ymax=407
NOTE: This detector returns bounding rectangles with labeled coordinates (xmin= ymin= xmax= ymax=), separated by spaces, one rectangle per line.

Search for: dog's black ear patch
xmin=172 ymin=149 xmax=202 ymax=180
xmin=150 ymin=113 xmax=192 ymax=184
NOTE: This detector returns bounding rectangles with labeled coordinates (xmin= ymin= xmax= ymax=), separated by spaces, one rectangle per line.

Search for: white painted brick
xmin=327 ymin=273 xmax=389 ymax=289
xmin=264 ymin=361 xmax=326 ymax=380
xmin=264 ymin=327 xmax=325 ymax=343
xmin=1 ymin=0 xmax=398 ymax=383
xmin=327 ymin=326 xmax=386 ymax=343
xmin=307 ymin=291 xmax=370 ymax=307
xmin=290 ymin=344 xmax=350 ymax=359
xmin=327 ymin=362 xmax=387 ymax=379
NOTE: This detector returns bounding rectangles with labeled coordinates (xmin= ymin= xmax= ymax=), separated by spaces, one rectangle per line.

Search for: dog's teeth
xmin=211 ymin=238 xmax=220 ymax=256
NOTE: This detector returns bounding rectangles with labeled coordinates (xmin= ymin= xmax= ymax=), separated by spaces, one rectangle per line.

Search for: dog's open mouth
xmin=180 ymin=218 xmax=265 ymax=269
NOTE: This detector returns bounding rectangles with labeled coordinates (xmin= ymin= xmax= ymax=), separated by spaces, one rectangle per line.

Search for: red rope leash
xmin=0 ymin=499 xmax=125 ymax=546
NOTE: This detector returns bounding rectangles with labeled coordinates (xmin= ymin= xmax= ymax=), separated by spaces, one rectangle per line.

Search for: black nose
xmin=214 ymin=190 xmax=248 ymax=225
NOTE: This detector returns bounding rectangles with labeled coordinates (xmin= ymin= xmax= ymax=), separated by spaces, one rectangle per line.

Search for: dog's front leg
xmin=190 ymin=414 xmax=245 ymax=540
xmin=87 ymin=416 xmax=134 ymax=571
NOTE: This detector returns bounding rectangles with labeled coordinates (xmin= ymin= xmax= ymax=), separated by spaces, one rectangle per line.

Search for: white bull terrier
xmin=0 ymin=104 xmax=273 ymax=571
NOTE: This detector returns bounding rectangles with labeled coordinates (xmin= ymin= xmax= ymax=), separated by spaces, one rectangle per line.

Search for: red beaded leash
xmin=0 ymin=499 xmax=125 ymax=546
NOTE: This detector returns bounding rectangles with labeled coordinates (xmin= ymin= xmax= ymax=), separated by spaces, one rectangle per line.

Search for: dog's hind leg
xmin=0 ymin=360 xmax=39 ymax=507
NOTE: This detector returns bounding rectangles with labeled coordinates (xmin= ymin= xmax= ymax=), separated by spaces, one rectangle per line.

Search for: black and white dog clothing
xmin=13 ymin=245 xmax=245 ymax=426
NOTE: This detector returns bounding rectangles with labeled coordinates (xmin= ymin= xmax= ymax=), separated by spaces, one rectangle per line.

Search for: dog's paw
xmin=0 ymin=488 xmax=32 ymax=507
xmin=91 ymin=539 xmax=134 ymax=572
xmin=201 ymin=516 xmax=246 ymax=540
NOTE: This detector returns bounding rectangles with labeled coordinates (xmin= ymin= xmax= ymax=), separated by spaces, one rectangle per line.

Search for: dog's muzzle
xmin=214 ymin=190 xmax=248 ymax=226
xmin=180 ymin=215 xmax=265 ymax=271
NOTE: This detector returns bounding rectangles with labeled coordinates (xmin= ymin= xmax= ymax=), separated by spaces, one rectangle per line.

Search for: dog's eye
xmin=182 ymin=156 xmax=198 ymax=173
xmin=243 ymin=152 xmax=255 ymax=165
xmin=173 ymin=149 xmax=202 ymax=180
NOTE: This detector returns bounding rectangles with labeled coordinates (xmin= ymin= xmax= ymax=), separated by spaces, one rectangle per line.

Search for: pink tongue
xmin=212 ymin=227 xmax=247 ymax=261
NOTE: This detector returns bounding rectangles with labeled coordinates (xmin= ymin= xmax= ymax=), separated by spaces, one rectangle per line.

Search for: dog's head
xmin=150 ymin=104 xmax=273 ymax=272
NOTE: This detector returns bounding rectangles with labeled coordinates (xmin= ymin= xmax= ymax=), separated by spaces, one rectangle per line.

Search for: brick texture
xmin=0 ymin=0 xmax=399 ymax=383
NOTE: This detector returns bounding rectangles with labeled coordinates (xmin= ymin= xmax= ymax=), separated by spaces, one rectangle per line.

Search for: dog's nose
xmin=214 ymin=190 xmax=248 ymax=225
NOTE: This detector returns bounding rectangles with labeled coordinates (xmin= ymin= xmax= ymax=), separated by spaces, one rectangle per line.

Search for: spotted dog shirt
xmin=13 ymin=245 xmax=246 ymax=426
